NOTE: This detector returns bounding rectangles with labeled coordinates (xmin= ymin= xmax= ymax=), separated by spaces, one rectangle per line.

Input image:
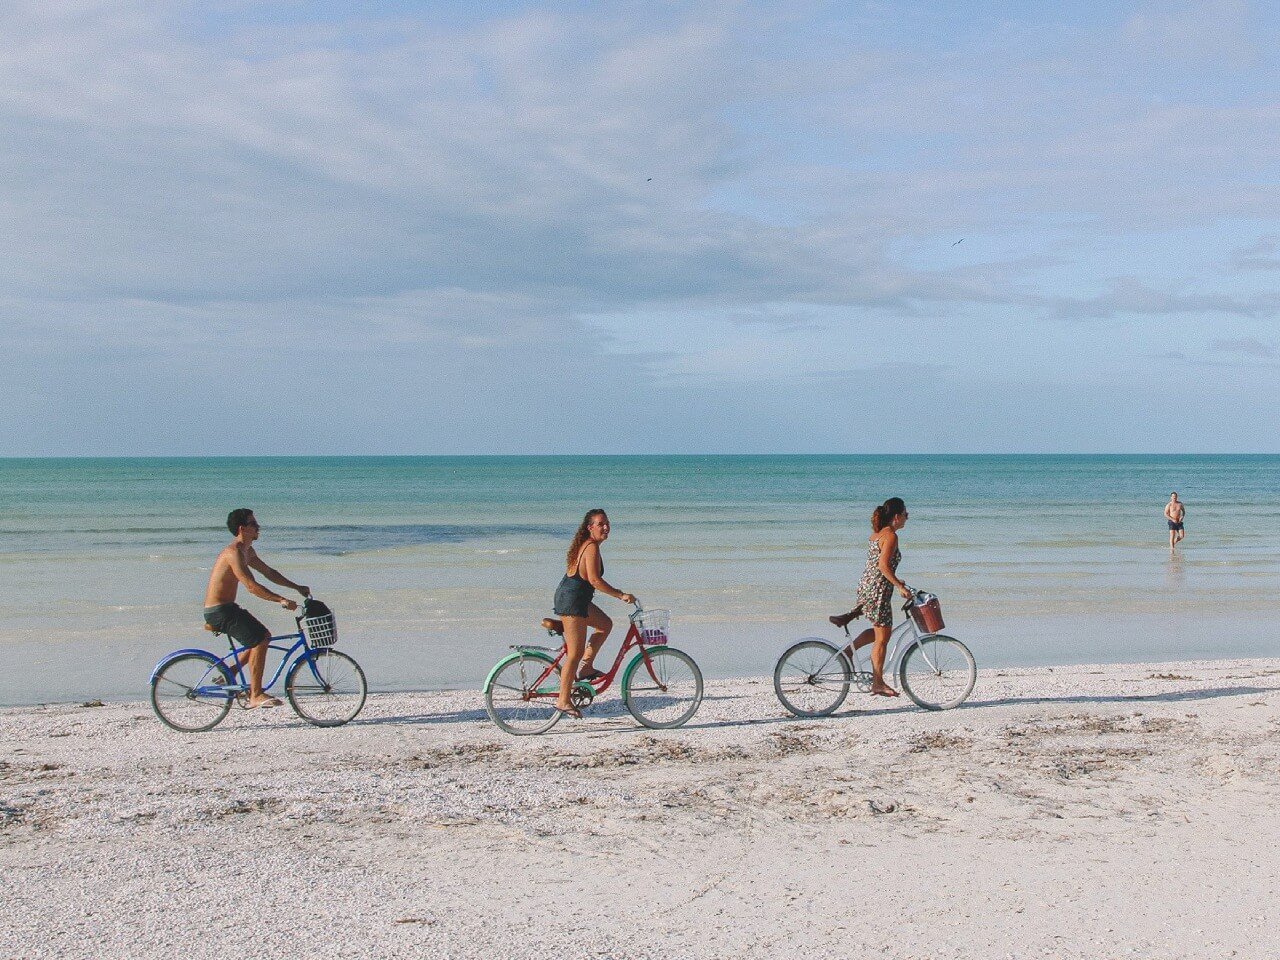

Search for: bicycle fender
xmin=149 ymin=648 xmax=221 ymax=684
xmin=483 ymin=649 xmax=555 ymax=691
xmin=620 ymin=645 xmax=687 ymax=692
xmin=789 ymin=636 xmax=833 ymax=648
xmin=891 ymin=634 xmax=959 ymax=674
xmin=887 ymin=639 xmax=915 ymax=675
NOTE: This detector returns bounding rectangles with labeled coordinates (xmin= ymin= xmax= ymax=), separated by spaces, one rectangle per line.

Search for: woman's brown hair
xmin=566 ymin=509 xmax=607 ymax=570
xmin=871 ymin=497 xmax=906 ymax=532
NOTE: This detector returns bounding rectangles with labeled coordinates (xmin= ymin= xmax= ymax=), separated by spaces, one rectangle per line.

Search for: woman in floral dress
xmin=850 ymin=497 xmax=912 ymax=697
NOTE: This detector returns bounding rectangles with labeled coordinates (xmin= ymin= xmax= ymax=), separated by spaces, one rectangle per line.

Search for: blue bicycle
xmin=149 ymin=598 xmax=367 ymax=732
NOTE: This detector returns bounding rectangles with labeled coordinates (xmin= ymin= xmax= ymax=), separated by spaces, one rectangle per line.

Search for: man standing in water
xmin=1164 ymin=492 xmax=1186 ymax=551
xmin=204 ymin=508 xmax=310 ymax=708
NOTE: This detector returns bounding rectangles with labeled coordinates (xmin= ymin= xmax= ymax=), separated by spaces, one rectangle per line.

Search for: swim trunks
xmin=203 ymin=602 xmax=269 ymax=647
xmin=1168 ymin=520 xmax=1184 ymax=531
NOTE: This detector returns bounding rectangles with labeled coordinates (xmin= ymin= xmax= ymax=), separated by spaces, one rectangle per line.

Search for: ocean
xmin=1 ymin=455 xmax=1277 ymax=705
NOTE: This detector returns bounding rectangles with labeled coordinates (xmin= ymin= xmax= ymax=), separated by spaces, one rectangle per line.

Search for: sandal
xmin=553 ymin=703 xmax=583 ymax=719
xmin=577 ymin=667 xmax=605 ymax=683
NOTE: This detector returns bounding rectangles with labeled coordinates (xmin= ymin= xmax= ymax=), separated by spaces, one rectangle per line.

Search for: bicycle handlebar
xmin=900 ymin=585 xmax=922 ymax=611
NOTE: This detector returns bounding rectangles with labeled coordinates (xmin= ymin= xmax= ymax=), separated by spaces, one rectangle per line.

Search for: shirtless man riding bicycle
xmin=203 ymin=508 xmax=310 ymax=709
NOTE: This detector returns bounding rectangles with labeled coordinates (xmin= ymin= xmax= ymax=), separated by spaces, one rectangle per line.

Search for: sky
xmin=3 ymin=0 xmax=1280 ymax=455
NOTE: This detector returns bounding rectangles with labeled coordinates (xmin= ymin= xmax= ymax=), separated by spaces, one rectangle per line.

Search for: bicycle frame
xmin=516 ymin=614 xmax=666 ymax=700
xmin=809 ymin=603 xmax=942 ymax=680
xmin=153 ymin=631 xmax=322 ymax=700
xmin=217 ymin=632 xmax=308 ymax=693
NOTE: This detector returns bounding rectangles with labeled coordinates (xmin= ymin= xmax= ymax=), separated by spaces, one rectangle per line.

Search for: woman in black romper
xmin=552 ymin=509 xmax=635 ymax=717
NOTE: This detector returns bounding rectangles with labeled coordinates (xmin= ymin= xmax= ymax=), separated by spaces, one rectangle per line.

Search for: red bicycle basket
xmin=910 ymin=594 xmax=945 ymax=634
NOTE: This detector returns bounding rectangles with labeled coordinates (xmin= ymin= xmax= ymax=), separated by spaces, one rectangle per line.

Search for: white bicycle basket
xmin=639 ymin=608 xmax=669 ymax=645
xmin=303 ymin=610 xmax=338 ymax=648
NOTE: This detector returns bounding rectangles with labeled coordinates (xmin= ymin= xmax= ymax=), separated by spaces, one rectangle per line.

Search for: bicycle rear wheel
xmin=150 ymin=653 xmax=235 ymax=733
xmin=285 ymin=649 xmax=368 ymax=727
xmin=773 ymin=639 xmax=851 ymax=718
xmin=484 ymin=653 xmax=563 ymax=736
xmin=622 ymin=647 xmax=703 ymax=729
xmin=897 ymin=635 xmax=976 ymax=710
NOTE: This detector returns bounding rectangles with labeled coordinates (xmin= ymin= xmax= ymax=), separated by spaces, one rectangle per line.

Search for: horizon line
xmin=3 ymin=451 xmax=1279 ymax=461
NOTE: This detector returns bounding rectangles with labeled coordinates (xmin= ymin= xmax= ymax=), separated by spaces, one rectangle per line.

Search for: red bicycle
xmin=483 ymin=605 xmax=703 ymax=735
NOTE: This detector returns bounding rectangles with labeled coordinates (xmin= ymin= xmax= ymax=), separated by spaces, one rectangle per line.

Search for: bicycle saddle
xmin=828 ymin=605 xmax=863 ymax=629
xmin=540 ymin=617 xmax=565 ymax=636
xmin=202 ymin=623 xmax=220 ymax=635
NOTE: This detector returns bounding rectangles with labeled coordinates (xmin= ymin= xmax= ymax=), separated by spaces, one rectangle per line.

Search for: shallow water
xmin=1 ymin=455 xmax=1276 ymax=704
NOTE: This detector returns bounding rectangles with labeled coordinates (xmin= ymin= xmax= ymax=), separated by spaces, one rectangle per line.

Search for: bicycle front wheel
xmin=285 ymin=649 xmax=368 ymax=727
xmin=150 ymin=653 xmax=235 ymax=733
xmin=773 ymin=639 xmax=852 ymax=718
xmin=622 ymin=647 xmax=703 ymax=729
xmin=897 ymin=635 xmax=976 ymax=710
xmin=484 ymin=653 xmax=563 ymax=736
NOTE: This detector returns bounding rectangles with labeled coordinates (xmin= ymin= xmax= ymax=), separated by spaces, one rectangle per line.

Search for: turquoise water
xmin=1 ymin=455 xmax=1278 ymax=704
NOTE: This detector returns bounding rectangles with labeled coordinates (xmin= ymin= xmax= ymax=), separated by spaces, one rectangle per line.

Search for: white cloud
xmin=1231 ymin=236 xmax=1280 ymax=270
xmin=1212 ymin=336 xmax=1276 ymax=358
xmin=2 ymin=0 xmax=1280 ymax=453
xmin=1051 ymin=278 xmax=1280 ymax=321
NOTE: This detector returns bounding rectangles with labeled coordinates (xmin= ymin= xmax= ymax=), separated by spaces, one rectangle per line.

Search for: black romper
xmin=553 ymin=547 xmax=599 ymax=617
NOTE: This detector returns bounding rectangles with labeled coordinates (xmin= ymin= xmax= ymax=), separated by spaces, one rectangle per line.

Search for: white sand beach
xmin=4 ymin=658 xmax=1280 ymax=960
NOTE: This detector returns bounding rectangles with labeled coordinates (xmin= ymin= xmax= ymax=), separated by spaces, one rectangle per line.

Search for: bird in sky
xmin=952 ymin=238 xmax=964 ymax=246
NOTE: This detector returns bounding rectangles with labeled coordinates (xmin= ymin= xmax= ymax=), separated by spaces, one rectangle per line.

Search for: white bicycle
xmin=773 ymin=588 xmax=976 ymax=717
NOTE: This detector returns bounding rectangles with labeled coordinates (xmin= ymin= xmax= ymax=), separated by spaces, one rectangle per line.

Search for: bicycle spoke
xmin=286 ymin=650 xmax=368 ymax=727
xmin=623 ymin=648 xmax=703 ymax=729
xmin=150 ymin=654 xmax=233 ymax=733
xmin=774 ymin=640 xmax=851 ymax=718
xmin=898 ymin=637 xmax=975 ymax=711
xmin=485 ymin=654 xmax=562 ymax=735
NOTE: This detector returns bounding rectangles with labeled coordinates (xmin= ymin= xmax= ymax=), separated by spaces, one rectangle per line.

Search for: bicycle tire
xmin=773 ymin=639 xmax=852 ymax=718
xmin=150 ymin=652 xmax=235 ymax=733
xmin=285 ymin=649 xmax=368 ymax=727
xmin=621 ymin=647 xmax=703 ymax=729
xmin=484 ymin=652 xmax=563 ymax=736
xmin=897 ymin=635 xmax=976 ymax=711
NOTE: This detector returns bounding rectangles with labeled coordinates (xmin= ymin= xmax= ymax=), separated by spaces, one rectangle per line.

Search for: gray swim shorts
xmin=203 ymin=603 xmax=269 ymax=647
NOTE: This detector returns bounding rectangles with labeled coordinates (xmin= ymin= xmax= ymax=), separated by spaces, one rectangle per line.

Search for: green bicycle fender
xmin=620 ymin=646 xmax=681 ymax=696
xmin=483 ymin=649 xmax=555 ymax=692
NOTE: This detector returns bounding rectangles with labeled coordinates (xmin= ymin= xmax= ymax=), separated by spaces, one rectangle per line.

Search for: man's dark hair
xmin=227 ymin=508 xmax=256 ymax=536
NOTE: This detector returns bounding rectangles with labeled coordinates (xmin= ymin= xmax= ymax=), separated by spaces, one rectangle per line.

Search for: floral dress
xmin=856 ymin=534 xmax=901 ymax=627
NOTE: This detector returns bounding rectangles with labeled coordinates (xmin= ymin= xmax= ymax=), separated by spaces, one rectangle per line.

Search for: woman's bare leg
xmin=847 ymin=627 xmax=876 ymax=652
xmin=870 ymin=624 xmax=898 ymax=695
xmin=577 ymin=603 xmax=613 ymax=677
xmin=558 ymin=616 xmax=587 ymax=711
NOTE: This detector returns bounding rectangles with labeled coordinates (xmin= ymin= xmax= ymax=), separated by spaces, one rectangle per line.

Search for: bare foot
xmin=870 ymin=684 xmax=899 ymax=698
xmin=246 ymin=694 xmax=283 ymax=710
